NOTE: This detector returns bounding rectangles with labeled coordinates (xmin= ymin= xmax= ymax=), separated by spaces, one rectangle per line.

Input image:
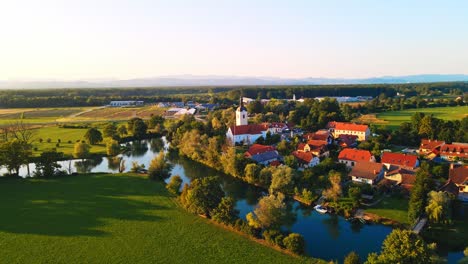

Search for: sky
xmin=0 ymin=0 xmax=467 ymax=80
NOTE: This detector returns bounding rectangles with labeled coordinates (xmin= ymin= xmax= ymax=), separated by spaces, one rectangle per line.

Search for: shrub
xmin=56 ymin=143 xmax=60 ymax=147
xmin=283 ymin=233 xmax=305 ymax=254
xmin=166 ymin=175 xmax=183 ymax=195
xmin=46 ymin=138 xmax=51 ymax=143
xmin=38 ymin=138 xmax=43 ymax=143
xmin=68 ymin=140 xmax=72 ymax=144
xmin=344 ymin=251 xmax=361 ymax=264
xmin=57 ymin=139 xmax=61 ymax=143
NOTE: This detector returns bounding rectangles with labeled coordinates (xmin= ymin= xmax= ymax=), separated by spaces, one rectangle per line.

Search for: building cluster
xmin=226 ymin=97 xmax=468 ymax=201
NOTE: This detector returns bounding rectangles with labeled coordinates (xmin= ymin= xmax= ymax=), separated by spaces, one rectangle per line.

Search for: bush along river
xmin=1 ymin=138 xmax=464 ymax=263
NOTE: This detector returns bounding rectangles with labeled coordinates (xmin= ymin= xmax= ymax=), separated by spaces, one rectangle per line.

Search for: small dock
xmin=412 ymin=218 xmax=427 ymax=234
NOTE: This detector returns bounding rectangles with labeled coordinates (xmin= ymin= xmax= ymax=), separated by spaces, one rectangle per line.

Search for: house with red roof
xmin=449 ymin=164 xmax=468 ymax=201
xmin=327 ymin=121 xmax=370 ymax=141
xmin=303 ymin=129 xmax=333 ymax=145
xmin=265 ymin=122 xmax=290 ymax=134
xmin=336 ymin=134 xmax=359 ymax=148
xmin=384 ymin=167 xmax=417 ymax=192
xmin=292 ymin=151 xmax=320 ymax=168
xmin=244 ymin=144 xmax=281 ymax=166
xmin=349 ymin=161 xmax=385 ymax=185
xmin=440 ymin=143 xmax=468 ymax=161
xmin=419 ymin=139 xmax=445 ymax=155
xmin=226 ymin=124 xmax=268 ymax=145
xmin=381 ymin=152 xmax=419 ymax=170
xmin=297 ymin=140 xmax=329 ymax=158
xmin=338 ymin=148 xmax=375 ymax=168
xmin=244 ymin=144 xmax=275 ymax=157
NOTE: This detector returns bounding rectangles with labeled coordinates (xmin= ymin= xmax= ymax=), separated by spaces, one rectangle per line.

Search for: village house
xmin=327 ymin=121 xmax=370 ymax=141
xmin=338 ymin=148 xmax=375 ymax=168
xmin=384 ymin=167 xmax=417 ymax=192
xmin=349 ymin=161 xmax=385 ymax=185
xmin=381 ymin=152 xmax=419 ymax=170
xmin=297 ymin=140 xmax=329 ymax=158
xmin=440 ymin=143 xmax=468 ymax=161
xmin=266 ymin=122 xmax=290 ymax=134
xmin=303 ymin=129 xmax=333 ymax=145
xmin=448 ymin=164 xmax=468 ymax=201
xmin=244 ymin=144 xmax=281 ymax=166
xmin=419 ymin=139 xmax=445 ymax=155
xmin=292 ymin=151 xmax=320 ymax=168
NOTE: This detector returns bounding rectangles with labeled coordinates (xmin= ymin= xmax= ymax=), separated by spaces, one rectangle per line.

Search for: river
xmin=1 ymin=138 xmax=464 ymax=263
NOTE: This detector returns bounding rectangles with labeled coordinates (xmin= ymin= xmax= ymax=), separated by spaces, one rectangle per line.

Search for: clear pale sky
xmin=1 ymin=0 xmax=467 ymax=80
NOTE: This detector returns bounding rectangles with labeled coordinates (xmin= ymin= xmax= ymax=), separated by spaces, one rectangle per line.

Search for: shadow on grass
xmin=0 ymin=174 xmax=168 ymax=237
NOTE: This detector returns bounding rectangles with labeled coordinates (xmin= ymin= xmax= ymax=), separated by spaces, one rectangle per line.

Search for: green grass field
xmin=0 ymin=107 xmax=93 ymax=125
xmin=365 ymin=196 xmax=409 ymax=225
xmin=375 ymin=105 xmax=468 ymax=129
xmin=0 ymin=173 xmax=318 ymax=264
xmin=31 ymin=126 xmax=106 ymax=157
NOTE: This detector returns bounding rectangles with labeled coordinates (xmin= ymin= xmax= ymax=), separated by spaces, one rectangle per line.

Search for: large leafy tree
xmin=425 ymin=191 xmax=452 ymax=224
xmin=408 ymin=163 xmax=433 ymax=222
xmin=148 ymin=151 xmax=172 ymax=180
xmin=73 ymin=142 xmax=90 ymax=159
xmin=211 ymin=197 xmax=239 ymax=225
xmin=180 ymin=176 xmax=225 ymax=216
xmin=365 ymin=229 xmax=431 ymax=264
xmin=269 ymin=165 xmax=294 ymax=194
xmin=130 ymin=118 xmax=148 ymax=139
xmin=0 ymin=139 xmax=31 ymax=175
xmin=84 ymin=127 xmax=103 ymax=145
xmin=246 ymin=193 xmax=288 ymax=229
xmin=323 ymin=171 xmax=342 ymax=202
xmin=35 ymin=150 xmax=63 ymax=177
xmin=103 ymin=123 xmax=118 ymax=139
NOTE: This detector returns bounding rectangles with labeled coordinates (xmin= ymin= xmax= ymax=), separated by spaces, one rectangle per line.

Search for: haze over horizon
xmin=1 ymin=0 xmax=467 ymax=81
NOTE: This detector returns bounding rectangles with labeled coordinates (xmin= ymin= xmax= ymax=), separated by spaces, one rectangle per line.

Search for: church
xmin=225 ymin=98 xmax=268 ymax=145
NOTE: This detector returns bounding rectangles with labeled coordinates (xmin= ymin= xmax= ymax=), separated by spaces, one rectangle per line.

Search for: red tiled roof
xmin=245 ymin=144 xmax=275 ymax=157
xmin=440 ymin=143 xmax=468 ymax=158
xmin=420 ymin=139 xmax=445 ymax=151
xmin=269 ymin=160 xmax=281 ymax=167
xmin=381 ymin=153 xmax=419 ymax=168
xmin=292 ymin=151 xmax=316 ymax=163
xmin=449 ymin=165 xmax=468 ymax=185
xmin=338 ymin=148 xmax=373 ymax=162
xmin=297 ymin=143 xmax=307 ymax=152
xmin=229 ymin=124 xmax=268 ymax=135
xmin=400 ymin=174 xmax=416 ymax=191
xmin=349 ymin=162 xmax=383 ymax=180
xmin=304 ymin=130 xmax=330 ymax=141
xmin=327 ymin=122 xmax=369 ymax=132
xmin=306 ymin=139 xmax=328 ymax=148
xmin=267 ymin=122 xmax=289 ymax=128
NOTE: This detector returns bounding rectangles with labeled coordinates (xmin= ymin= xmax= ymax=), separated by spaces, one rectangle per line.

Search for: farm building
xmin=109 ymin=101 xmax=144 ymax=107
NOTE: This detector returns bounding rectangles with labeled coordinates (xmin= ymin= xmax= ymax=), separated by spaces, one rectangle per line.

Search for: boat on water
xmin=314 ymin=205 xmax=327 ymax=214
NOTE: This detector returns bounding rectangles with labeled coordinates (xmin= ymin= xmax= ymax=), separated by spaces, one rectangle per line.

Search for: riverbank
xmin=0 ymin=173 xmax=313 ymax=264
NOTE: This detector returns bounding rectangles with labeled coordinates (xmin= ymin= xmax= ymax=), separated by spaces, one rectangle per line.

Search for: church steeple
xmin=236 ymin=94 xmax=248 ymax=126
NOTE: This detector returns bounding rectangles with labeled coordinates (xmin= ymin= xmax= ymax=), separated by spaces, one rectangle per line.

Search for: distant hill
xmin=1 ymin=74 xmax=468 ymax=89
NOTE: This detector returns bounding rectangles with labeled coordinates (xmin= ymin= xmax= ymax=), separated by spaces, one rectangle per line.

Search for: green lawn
xmin=365 ymin=196 xmax=409 ymax=225
xmin=32 ymin=126 xmax=106 ymax=157
xmin=0 ymin=173 xmax=318 ymax=264
xmin=376 ymin=105 xmax=468 ymax=129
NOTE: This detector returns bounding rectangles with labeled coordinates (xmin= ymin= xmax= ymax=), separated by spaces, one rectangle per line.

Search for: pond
xmin=1 ymin=138 xmax=464 ymax=263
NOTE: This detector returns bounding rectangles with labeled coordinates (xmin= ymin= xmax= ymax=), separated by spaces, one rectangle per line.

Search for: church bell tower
xmin=236 ymin=96 xmax=248 ymax=126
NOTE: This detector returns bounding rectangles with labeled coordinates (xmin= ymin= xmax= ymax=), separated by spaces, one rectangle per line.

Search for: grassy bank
xmin=365 ymin=196 xmax=410 ymax=225
xmin=0 ymin=173 xmax=319 ymax=264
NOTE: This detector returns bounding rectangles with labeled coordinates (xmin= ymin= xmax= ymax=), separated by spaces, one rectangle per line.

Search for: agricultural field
xmin=31 ymin=126 xmax=106 ymax=157
xmin=0 ymin=107 xmax=93 ymax=125
xmin=355 ymin=105 xmax=468 ymax=129
xmin=0 ymin=173 xmax=315 ymax=264
xmin=58 ymin=105 xmax=167 ymax=122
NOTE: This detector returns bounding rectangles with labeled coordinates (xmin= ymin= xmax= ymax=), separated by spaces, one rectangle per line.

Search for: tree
xmin=148 ymin=114 xmax=164 ymax=129
xmin=244 ymin=163 xmax=260 ymax=184
xmin=35 ymin=150 xmax=63 ymax=177
xmin=103 ymin=123 xmax=118 ymax=139
xmin=283 ymin=233 xmax=305 ymax=255
xmin=211 ymin=197 xmax=239 ymax=225
xmin=323 ymin=171 xmax=342 ymax=202
xmin=180 ymin=176 xmax=225 ymax=216
xmin=425 ymin=191 xmax=452 ymax=224
xmin=73 ymin=142 xmax=90 ymax=159
xmin=344 ymin=251 xmax=361 ymax=264
xmin=365 ymin=229 xmax=431 ymax=264
xmin=84 ymin=127 xmax=103 ymax=145
xmin=348 ymin=186 xmax=362 ymax=206
xmin=166 ymin=175 xmax=183 ymax=194
xmin=129 ymin=118 xmax=147 ymax=139
xmin=246 ymin=193 xmax=288 ymax=229
xmin=408 ymin=163 xmax=432 ymax=222
xmin=0 ymin=139 xmax=31 ymax=175
xmin=148 ymin=151 xmax=172 ymax=180
xmin=106 ymin=139 xmax=120 ymax=156
xmin=117 ymin=124 xmax=128 ymax=137
xmin=269 ymin=165 xmax=294 ymax=194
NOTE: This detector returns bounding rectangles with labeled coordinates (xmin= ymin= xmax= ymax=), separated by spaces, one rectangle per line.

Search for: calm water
xmin=1 ymin=138 xmax=464 ymax=263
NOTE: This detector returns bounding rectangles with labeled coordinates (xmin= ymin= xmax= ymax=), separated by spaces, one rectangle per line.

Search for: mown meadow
xmin=0 ymin=173 xmax=319 ymax=264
